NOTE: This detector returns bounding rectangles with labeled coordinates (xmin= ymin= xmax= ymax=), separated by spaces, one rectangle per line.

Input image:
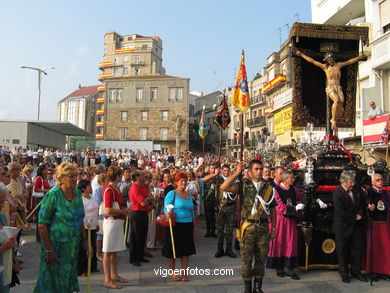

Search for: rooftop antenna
xmin=284 ymin=23 xmax=290 ymax=42
xmin=278 ymin=27 xmax=282 ymax=46
xmin=294 ymin=12 xmax=299 ymax=22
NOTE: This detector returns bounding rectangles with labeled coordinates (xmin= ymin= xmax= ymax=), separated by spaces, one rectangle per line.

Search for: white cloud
xmin=76 ymin=46 xmax=89 ymax=56
xmin=0 ymin=109 xmax=10 ymax=119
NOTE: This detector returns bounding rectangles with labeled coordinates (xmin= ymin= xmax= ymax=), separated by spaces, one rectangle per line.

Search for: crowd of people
xmin=0 ymin=146 xmax=388 ymax=292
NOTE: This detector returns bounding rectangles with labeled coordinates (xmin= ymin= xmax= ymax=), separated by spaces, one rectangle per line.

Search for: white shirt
xmin=91 ymin=176 xmax=100 ymax=195
xmin=82 ymin=196 xmax=99 ymax=229
xmin=368 ymin=106 xmax=383 ymax=118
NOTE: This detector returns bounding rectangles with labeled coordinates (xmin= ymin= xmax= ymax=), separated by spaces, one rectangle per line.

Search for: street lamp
xmin=21 ymin=66 xmax=55 ymax=120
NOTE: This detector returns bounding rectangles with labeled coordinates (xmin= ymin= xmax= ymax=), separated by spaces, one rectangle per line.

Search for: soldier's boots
xmin=244 ymin=280 xmax=252 ymax=293
xmin=225 ymin=243 xmax=237 ymax=258
xmin=214 ymin=241 xmax=225 ymax=258
xmin=205 ymin=227 xmax=211 ymax=238
xmin=211 ymin=227 xmax=217 ymax=238
xmin=253 ymin=278 xmax=264 ymax=293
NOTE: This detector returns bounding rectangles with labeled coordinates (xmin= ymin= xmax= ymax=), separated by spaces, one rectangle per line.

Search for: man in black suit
xmin=333 ymin=170 xmax=368 ymax=283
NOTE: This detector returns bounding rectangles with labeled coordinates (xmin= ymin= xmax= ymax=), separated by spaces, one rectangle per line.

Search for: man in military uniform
xmin=202 ymin=163 xmax=219 ymax=238
xmin=221 ymin=160 xmax=277 ymax=293
xmin=214 ymin=164 xmax=238 ymax=258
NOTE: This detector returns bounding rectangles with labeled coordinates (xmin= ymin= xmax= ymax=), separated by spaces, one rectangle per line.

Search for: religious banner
xmin=198 ymin=106 xmax=209 ymax=139
xmin=214 ymin=94 xmax=231 ymax=129
xmin=231 ymin=50 xmax=250 ymax=112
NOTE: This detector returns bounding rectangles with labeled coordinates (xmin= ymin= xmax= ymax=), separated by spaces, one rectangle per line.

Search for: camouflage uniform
xmin=216 ymin=176 xmax=237 ymax=246
xmin=238 ymin=179 xmax=276 ymax=281
xmin=204 ymin=177 xmax=218 ymax=235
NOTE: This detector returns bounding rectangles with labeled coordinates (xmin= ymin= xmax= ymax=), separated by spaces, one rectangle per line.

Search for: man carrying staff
xmin=295 ymin=49 xmax=365 ymax=130
xmin=221 ymin=160 xmax=276 ymax=293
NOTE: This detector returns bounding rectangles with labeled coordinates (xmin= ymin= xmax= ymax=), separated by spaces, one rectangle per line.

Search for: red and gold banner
xmin=95 ymin=133 xmax=104 ymax=138
xmin=96 ymin=109 xmax=104 ymax=115
xmin=115 ymin=48 xmax=136 ymax=53
xmin=98 ymin=73 xmax=112 ymax=79
xmin=97 ymin=97 xmax=105 ymax=103
xmin=231 ymin=50 xmax=250 ymax=112
xmin=263 ymin=75 xmax=286 ymax=93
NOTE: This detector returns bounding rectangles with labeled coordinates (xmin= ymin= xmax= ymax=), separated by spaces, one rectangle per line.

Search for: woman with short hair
xmin=34 ymin=162 xmax=86 ymax=293
xmin=162 ymin=171 xmax=197 ymax=281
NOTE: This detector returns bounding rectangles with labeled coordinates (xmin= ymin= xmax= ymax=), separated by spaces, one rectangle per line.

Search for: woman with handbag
xmin=102 ymin=166 xmax=130 ymax=289
xmin=266 ymin=170 xmax=303 ymax=280
xmin=162 ymin=171 xmax=197 ymax=281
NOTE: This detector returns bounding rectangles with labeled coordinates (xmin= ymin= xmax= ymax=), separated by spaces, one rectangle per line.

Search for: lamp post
xmin=21 ymin=66 xmax=55 ymax=120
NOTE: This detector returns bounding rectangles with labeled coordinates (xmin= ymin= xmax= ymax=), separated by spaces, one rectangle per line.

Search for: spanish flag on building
xmin=198 ymin=106 xmax=209 ymax=139
xmin=231 ymin=50 xmax=250 ymax=112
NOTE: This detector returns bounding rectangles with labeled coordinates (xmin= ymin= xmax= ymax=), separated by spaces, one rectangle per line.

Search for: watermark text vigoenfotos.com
xmin=154 ymin=266 xmax=234 ymax=278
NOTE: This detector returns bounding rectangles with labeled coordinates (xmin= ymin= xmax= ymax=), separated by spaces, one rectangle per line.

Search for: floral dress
xmin=34 ymin=186 xmax=85 ymax=293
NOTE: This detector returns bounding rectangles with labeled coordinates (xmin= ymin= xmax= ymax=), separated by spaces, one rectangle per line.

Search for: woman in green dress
xmin=34 ymin=162 xmax=87 ymax=293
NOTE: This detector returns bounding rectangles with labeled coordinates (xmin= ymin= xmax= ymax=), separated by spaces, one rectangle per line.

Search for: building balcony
xmin=371 ymin=32 xmax=390 ymax=70
xmin=96 ymin=133 xmax=104 ymax=139
xmin=98 ymin=61 xmax=113 ymax=70
xmin=263 ymin=75 xmax=286 ymax=94
xmin=130 ymin=61 xmax=146 ymax=66
xmin=97 ymin=97 xmax=105 ymax=103
xmin=98 ymin=73 xmax=112 ymax=81
xmin=97 ymin=85 xmax=106 ymax=92
xmin=250 ymin=95 xmax=266 ymax=106
xmin=96 ymin=121 xmax=104 ymax=126
xmin=245 ymin=139 xmax=257 ymax=149
xmin=96 ymin=109 xmax=104 ymax=115
xmin=247 ymin=116 xmax=266 ymax=128
xmin=234 ymin=121 xmax=241 ymax=131
xmin=115 ymin=47 xmax=151 ymax=53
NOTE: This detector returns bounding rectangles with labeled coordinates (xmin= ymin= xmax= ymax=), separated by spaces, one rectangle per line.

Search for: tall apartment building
xmin=96 ymin=32 xmax=189 ymax=152
xmin=57 ymin=85 xmax=99 ymax=134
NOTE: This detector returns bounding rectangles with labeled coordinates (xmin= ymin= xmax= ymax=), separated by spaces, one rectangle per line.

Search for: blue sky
xmin=0 ymin=0 xmax=311 ymax=120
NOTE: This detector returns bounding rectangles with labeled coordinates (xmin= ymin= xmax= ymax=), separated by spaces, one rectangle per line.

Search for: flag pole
xmin=240 ymin=113 xmax=244 ymax=161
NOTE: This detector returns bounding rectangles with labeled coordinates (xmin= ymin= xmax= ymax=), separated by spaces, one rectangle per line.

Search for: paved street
xmin=14 ymin=220 xmax=389 ymax=293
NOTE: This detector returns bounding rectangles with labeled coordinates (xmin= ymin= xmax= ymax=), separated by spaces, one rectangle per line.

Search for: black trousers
xmin=335 ymin=224 xmax=365 ymax=276
xmin=78 ymin=229 xmax=97 ymax=274
xmin=129 ymin=211 xmax=148 ymax=263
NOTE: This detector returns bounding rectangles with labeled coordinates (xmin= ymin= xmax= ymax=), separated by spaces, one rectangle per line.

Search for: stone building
xmin=96 ymin=32 xmax=189 ymax=152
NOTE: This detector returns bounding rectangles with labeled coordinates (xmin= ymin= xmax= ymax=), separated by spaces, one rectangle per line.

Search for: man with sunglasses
xmin=366 ymin=173 xmax=390 ymax=281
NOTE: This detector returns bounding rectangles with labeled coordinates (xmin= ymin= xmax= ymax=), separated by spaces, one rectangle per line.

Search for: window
xmin=150 ymin=87 xmax=157 ymax=101
xmin=135 ymin=68 xmax=140 ymax=76
xmin=121 ymin=111 xmax=127 ymax=121
xmin=140 ymin=128 xmax=147 ymax=140
xmin=141 ymin=111 xmax=148 ymax=121
xmin=116 ymin=89 xmax=123 ymax=103
xmin=168 ymin=88 xmax=184 ymax=101
xmin=127 ymin=36 xmax=132 ymax=41
xmin=12 ymin=139 xmax=20 ymax=144
xmin=119 ymin=128 xmax=127 ymax=140
xmin=162 ymin=111 xmax=168 ymax=121
xmin=380 ymin=0 xmax=390 ymax=32
xmin=109 ymin=89 xmax=123 ymax=103
xmin=114 ymin=57 xmax=119 ymax=65
xmin=123 ymin=67 xmax=128 ymax=74
xmin=136 ymin=88 xmax=143 ymax=101
xmin=78 ymin=99 xmax=84 ymax=128
xmin=60 ymin=103 xmax=65 ymax=121
xmin=134 ymin=55 xmax=141 ymax=63
xmin=160 ymin=128 xmax=168 ymax=140
xmin=123 ymin=56 xmax=129 ymax=62
xmin=142 ymin=44 xmax=148 ymax=50
xmin=68 ymin=100 xmax=75 ymax=124
xmin=113 ymin=68 xmax=119 ymax=76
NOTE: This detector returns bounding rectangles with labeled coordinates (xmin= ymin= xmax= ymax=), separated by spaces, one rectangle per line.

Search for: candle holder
xmin=256 ymin=133 xmax=279 ymax=164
